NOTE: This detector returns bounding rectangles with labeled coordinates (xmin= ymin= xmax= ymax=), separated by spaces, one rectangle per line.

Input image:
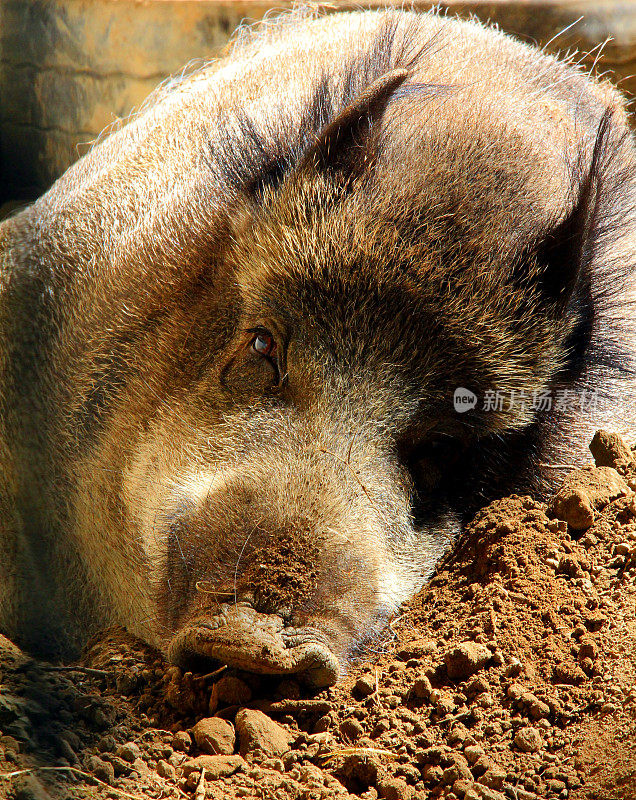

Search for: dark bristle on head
xmin=214 ymin=17 xmax=447 ymax=200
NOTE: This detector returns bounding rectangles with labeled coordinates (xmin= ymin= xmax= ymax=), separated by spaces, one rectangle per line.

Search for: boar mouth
xmin=167 ymin=603 xmax=339 ymax=687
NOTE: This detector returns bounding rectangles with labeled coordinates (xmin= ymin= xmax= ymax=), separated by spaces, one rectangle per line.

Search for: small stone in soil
xmin=235 ymin=709 xmax=291 ymax=758
xmin=116 ymin=741 xmax=142 ymax=763
xmin=514 ymin=727 xmax=543 ymax=753
xmin=172 ymin=729 xmax=192 ymax=752
xmin=192 ymin=716 xmax=236 ymax=755
xmin=444 ymin=642 xmax=491 ymax=680
xmin=156 ymin=759 xmax=176 ymax=780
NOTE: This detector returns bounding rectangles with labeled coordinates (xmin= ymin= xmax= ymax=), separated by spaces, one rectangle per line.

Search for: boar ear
xmin=297 ymin=68 xmax=409 ymax=179
xmin=534 ymin=112 xmax=611 ymax=310
xmin=535 ymin=179 xmax=597 ymax=309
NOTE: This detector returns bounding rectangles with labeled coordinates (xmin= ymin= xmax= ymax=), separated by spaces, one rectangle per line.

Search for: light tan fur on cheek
xmin=124 ymin=464 xmax=242 ymax=571
xmin=117 ymin=424 xmax=239 ymax=636
xmin=71 ymin=425 xmax=171 ymax=646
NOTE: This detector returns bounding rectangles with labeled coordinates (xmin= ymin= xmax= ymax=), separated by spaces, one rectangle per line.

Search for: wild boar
xmin=1 ymin=9 xmax=635 ymax=685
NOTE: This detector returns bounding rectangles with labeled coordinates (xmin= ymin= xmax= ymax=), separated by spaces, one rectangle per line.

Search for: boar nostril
xmin=281 ymin=626 xmax=330 ymax=648
xmin=199 ymin=616 xmax=227 ymax=631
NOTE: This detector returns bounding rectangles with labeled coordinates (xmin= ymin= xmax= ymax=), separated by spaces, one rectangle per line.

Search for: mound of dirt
xmin=1 ymin=432 xmax=635 ymax=800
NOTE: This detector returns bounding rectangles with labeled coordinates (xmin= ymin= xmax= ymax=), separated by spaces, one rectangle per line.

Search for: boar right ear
xmin=296 ymin=68 xmax=409 ymax=181
xmin=533 ymin=111 xmax=612 ymax=311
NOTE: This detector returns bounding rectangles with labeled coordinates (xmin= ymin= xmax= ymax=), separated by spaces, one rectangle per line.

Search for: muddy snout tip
xmin=167 ymin=604 xmax=340 ymax=688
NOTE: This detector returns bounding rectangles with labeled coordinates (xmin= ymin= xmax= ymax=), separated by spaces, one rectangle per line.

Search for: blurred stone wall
xmin=1 ymin=0 xmax=635 ymax=201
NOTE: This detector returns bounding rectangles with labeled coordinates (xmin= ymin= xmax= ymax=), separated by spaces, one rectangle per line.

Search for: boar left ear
xmin=534 ymin=111 xmax=612 ymax=311
xmin=297 ymin=68 xmax=409 ymax=180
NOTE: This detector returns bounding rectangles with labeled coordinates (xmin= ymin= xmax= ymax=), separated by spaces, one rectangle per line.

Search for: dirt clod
xmin=156 ymin=758 xmax=176 ymax=780
xmin=114 ymin=740 xmax=140 ymax=763
xmin=88 ymin=754 xmax=116 ymax=784
xmin=547 ymin=466 xmax=629 ymax=529
xmin=590 ymin=430 xmax=634 ymax=469
xmin=192 ymin=716 xmax=236 ymax=755
xmin=182 ymin=753 xmax=246 ymax=778
xmin=235 ymin=708 xmax=291 ymax=758
xmin=354 ymin=673 xmax=376 ymax=697
xmin=12 ymin=774 xmax=53 ymax=800
xmin=444 ymin=641 xmax=491 ymax=680
xmin=339 ymin=717 xmax=364 ymax=740
xmin=513 ymin=726 xmax=543 ymax=753
xmin=209 ymin=674 xmax=252 ymax=712
xmin=377 ymin=776 xmax=412 ymax=799
xmin=172 ymin=728 xmax=192 ymax=752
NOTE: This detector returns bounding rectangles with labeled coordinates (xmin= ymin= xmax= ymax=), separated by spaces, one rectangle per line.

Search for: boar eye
xmin=251 ymin=331 xmax=276 ymax=358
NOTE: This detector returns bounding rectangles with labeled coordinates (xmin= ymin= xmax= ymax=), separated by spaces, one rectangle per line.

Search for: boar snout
xmin=157 ymin=456 xmax=410 ymax=686
xmin=168 ymin=601 xmax=340 ymax=687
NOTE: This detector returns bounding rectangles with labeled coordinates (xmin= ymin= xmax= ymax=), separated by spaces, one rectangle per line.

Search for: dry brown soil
xmin=1 ymin=432 xmax=635 ymax=800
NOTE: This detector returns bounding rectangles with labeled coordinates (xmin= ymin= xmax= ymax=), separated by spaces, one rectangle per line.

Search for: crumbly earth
xmin=241 ymin=527 xmax=322 ymax=614
xmin=1 ymin=433 xmax=635 ymax=800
